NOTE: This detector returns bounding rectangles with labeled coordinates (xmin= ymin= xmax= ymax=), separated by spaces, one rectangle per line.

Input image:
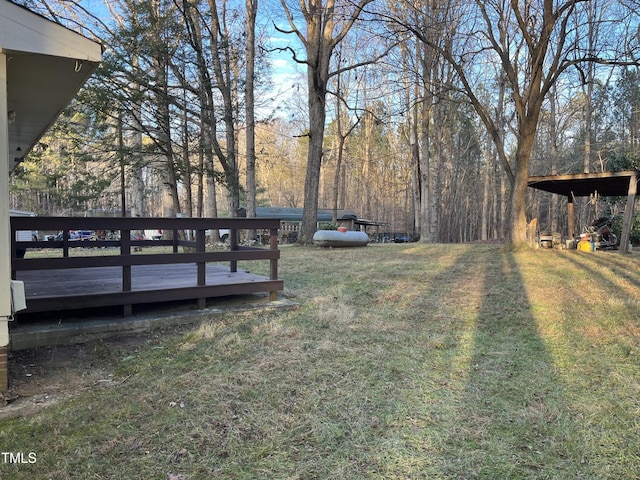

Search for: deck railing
xmin=10 ymin=216 xmax=282 ymax=316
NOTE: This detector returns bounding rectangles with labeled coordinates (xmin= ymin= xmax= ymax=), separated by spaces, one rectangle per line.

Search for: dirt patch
xmin=0 ymin=333 xmax=159 ymax=421
xmin=1 ymin=301 xmax=295 ymax=420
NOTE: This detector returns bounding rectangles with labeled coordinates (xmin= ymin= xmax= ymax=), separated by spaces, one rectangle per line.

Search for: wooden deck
xmin=15 ymin=264 xmax=282 ymax=314
xmin=10 ymin=216 xmax=284 ymax=318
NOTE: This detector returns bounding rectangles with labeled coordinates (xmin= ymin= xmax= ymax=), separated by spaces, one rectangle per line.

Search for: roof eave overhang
xmin=2 ymin=0 xmax=102 ymax=172
xmin=0 ymin=1 xmax=102 ymax=61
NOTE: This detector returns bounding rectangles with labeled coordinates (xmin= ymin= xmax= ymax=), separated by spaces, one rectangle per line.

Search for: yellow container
xmin=577 ymin=240 xmax=594 ymax=252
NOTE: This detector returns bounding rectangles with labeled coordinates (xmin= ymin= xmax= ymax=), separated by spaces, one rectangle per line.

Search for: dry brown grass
xmin=2 ymin=243 xmax=640 ymax=479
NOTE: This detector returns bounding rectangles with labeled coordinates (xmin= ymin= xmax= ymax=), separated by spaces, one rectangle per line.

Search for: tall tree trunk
xmin=208 ymin=0 xmax=240 ymax=217
xmin=153 ymin=55 xmax=180 ymax=219
xmin=300 ymin=91 xmax=327 ymax=243
xmin=197 ymin=144 xmax=204 ymax=217
xmin=182 ymin=93 xmax=193 ymax=217
xmin=418 ymin=106 xmax=431 ymax=242
xmin=279 ymin=0 xmax=373 ymax=244
xmin=550 ymin=86 xmax=559 ymax=234
xmin=245 ymin=0 xmax=258 ymax=239
xmin=510 ymin=118 xmax=539 ymax=245
xmin=480 ymin=137 xmax=493 ymax=241
xmin=128 ymin=55 xmax=146 ymax=220
xmin=331 ymin=109 xmax=347 ymax=225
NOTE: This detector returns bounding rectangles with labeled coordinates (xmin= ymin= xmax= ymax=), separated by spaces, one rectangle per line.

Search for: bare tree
xmin=178 ymin=0 xmax=245 ymax=219
xmin=245 ymin=0 xmax=258 ymax=239
xmin=278 ymin=0 xmax=374 ymax=244
xmin=207 ymin=0 xmax=241 ymax=216
xmin=390 ymin=0 xmax=640 ymax=244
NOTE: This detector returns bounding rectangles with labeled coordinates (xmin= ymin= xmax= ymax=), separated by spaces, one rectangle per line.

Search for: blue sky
xmin=74 ymin=0 xmax=304 ymax=113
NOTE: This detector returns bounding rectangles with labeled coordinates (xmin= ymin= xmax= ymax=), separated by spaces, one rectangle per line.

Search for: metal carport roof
xmin=528 ymin=170 xmax=639 ymax=254
xmin=527 ymin=170 xmax=640 ymax=198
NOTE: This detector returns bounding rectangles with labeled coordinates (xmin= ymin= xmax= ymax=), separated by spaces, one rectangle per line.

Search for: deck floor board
xmin=15 ymin=264 xmax=282 ymax=314
xmin=17 ymin=264 xmax=267 ymax=296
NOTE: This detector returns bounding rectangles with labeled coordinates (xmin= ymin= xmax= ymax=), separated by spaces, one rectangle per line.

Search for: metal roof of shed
xmin=245 ymin=207 xmax=359 ymax=222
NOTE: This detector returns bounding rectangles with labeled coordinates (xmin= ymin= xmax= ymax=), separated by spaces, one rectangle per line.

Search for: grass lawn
xmin=1 ymin=243 xmax=640 ymax=479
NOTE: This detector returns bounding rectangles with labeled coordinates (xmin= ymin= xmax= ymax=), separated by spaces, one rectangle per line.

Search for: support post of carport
xmin=619 ymin=172 xmax=637 ymax=254
xmin=567 ymin=195 xmax=575 ymax=242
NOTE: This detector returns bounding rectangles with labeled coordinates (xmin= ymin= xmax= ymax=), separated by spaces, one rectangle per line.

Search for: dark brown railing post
xmin=62 ymin=230 xmax=70 ymax=258
xmin=230 ymin=228 xmax=238 ymax=273
xmin=196 ymin=228 xmax=206 ymax=309
xmin=269 ymin=227 xmax=279 ymax=301
xmin=121 ymin=229 xmax=132 ymax=317
xmin=172 ymin=229 xmax=179 ymax=253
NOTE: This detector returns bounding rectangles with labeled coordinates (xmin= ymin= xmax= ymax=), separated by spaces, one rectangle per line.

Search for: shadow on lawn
xmin=441 ymin=249 xmax=583 ymax=479
xmin=561 ymin=250 xmax=640 ymax=300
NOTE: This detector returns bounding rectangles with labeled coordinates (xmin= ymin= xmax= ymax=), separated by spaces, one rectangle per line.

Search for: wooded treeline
xmin=8 ymin=0 xmax=640 ymax=244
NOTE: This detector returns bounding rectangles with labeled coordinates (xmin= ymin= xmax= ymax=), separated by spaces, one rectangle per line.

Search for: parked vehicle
xmin=205 ymin=229 xmax=231 ymax=243
xmin=47 ymin=230 xmax=95 ymax=241
xmin=393 ymin=233 xmax=420 ymax=243
xmin=10 ymin=209 xmax=38 ymax=242
xmin=144 ymin=229 xmax=163 ymax=240
xmin=218 ymin=229 xmax=230 ymax=243
xmin=71 ymin=230 xmax=95 ymax=240
xmin=142 ymin=228 xmax=232 ymax=242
